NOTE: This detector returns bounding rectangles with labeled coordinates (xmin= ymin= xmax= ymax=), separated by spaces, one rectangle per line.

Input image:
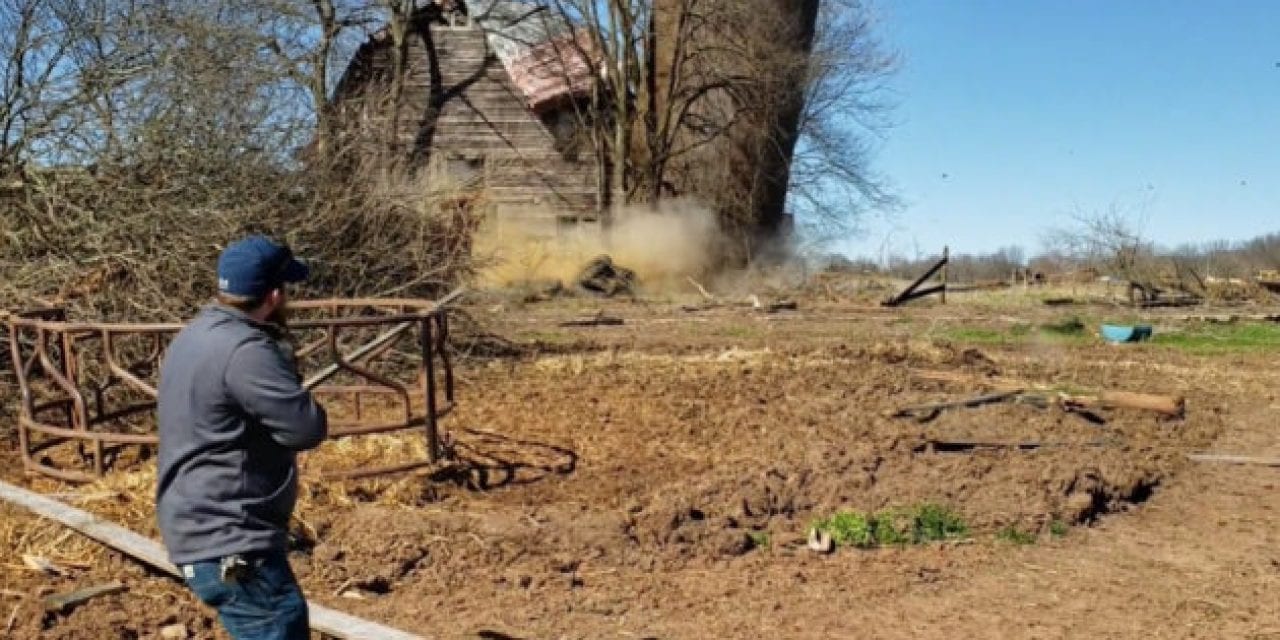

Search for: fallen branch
xmin=0 ymin=480 xmax=425 ymax=640
xmin=889 ymin=390 xmax=1025 ymax=422
xmin=1187 ymin=453 xmax=1280 ymax=467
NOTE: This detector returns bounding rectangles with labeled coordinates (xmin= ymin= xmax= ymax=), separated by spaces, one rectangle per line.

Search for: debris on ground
xmin=518 ymin=279 xmax=567 ymax=303
xmin=43 ymin=582 xmax=126 ymax=614
xmin=897 ymin=373 xmax=1186 ymax=421
xmin=22 ymin=554 xmax=67 ymax=577
xmin=159 ymin=623 xmax=189 ymax=639
xmin=681 ymin=281 xmax=799 ymax=314
xmin=559 ymin=312 xmax=625 ymax=327
xmin=806 ymin=528 xmax=833 ymax=554
xmin=576 ymin=255 xmax=637 ymax=298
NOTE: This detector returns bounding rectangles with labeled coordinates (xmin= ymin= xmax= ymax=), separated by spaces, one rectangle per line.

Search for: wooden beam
xmin=0 ymin=480 xmax=425 ymax=640
xmin=1060 ymin=391 xmax=1186 ymax=418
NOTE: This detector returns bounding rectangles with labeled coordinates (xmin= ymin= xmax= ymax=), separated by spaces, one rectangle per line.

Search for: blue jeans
xmin=182 ymin=551 xmax=309 ymax=640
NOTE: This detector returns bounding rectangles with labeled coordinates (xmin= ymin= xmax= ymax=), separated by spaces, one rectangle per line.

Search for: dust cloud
xmin=473 ymin=199 xmax=723 ymax=292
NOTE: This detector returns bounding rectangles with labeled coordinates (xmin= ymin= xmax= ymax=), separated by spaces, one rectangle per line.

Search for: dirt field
xmin=3 ymin=291 xmax=1280 ymax=639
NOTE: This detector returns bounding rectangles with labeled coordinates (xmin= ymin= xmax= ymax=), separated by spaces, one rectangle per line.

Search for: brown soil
xmin=2 ymin=300 xmax=1277 ymax=639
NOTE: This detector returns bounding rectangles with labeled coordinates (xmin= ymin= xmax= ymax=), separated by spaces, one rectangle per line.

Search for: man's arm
xmin=225 ymin=338 xmax=328 ymax=450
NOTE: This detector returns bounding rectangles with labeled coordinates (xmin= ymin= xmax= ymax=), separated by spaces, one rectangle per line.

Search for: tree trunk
xmin=741 ymin=0 xmax=820 ymax=259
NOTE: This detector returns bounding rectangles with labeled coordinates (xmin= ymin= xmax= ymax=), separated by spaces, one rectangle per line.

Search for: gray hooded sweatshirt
xmin=156 ymin=304 xmax=327 ymax=565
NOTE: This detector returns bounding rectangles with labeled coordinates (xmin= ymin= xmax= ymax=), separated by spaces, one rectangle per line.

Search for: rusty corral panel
xmin=5 ymin=299 xmax=455 ymax=483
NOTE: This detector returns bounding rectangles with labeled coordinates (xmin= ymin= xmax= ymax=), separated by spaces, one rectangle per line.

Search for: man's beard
xmin=267 ymin=302 xmax=290 ymax=328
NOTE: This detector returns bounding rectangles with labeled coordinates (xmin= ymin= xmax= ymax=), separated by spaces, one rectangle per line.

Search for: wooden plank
xmin=0 ymin=480 xmax=425 ymax=640
xmin=1061 ymin=391 xmax=1186 ymax=418
xmin=1187 ymin=453 xmax=1280 ymax=467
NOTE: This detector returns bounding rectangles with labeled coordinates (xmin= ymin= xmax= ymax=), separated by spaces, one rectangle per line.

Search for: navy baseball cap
xmin=216 ymin=235 xmax=309 ymax=298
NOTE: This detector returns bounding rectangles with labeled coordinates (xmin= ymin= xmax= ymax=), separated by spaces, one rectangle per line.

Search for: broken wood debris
xmin=1060 ymin=390 xmax=1185 ymax=418
xmin=43 ymin=582 xmax=126 ymax=613
xmin=889 ymin=390 xmax=1026 ymax=422
xmin=883 ymin=247 xmax=948 ymax=307
xmin=908 ymin=369 xmax=1186 ymax=418
xmin=558 ymin=312 xmax=624 ymax=327
xmin=1187 ymin=453 xmax=1280 ymax=467
xmin=22 ymin=554 xmax=67 ymax=576
xmin=916 ymin=440 xmax=1109 ymax=454
xmin=0 ymin=480 xmax=425 ymax=640
xmin=686 ymin=276 xmax=714 ymax=301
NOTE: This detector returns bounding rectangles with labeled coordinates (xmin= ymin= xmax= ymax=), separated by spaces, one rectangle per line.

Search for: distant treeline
xmin=827 ymin=231 xmax=1280 ymax=284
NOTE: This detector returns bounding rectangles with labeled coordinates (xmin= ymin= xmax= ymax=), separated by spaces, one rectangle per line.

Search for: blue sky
xmin=839 ymin=0 xmax=1280 ymax=260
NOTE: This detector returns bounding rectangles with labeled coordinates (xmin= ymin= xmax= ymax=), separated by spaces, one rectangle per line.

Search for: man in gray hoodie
xmin=157 ymin=235 xmax=327 ymax=640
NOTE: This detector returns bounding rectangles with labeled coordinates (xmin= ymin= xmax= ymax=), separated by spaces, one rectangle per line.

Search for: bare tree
xmin=1044 ymin=205 xmax=1154 ymax=279
xmin=0 ymin=0 xmax=80 ymax=172
xmin=787 ymin=0 xmax=895 ymax=245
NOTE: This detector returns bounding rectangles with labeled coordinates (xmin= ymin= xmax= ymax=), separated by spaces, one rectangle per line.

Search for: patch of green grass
xmin=747 ymin=530 xmax=771 ymax=549
xmin=718 ymin=324 xmax=761 ymax=339
xmin=813 ymin=511 xmax=874 ymax=548
xmin=513 ymin=330 xmax=574 ymax=344
xmin=1049 ymin=520 xmax=1069 ymax=538
xmin=997 ymin=525 xmax=1037 ymax=545
xmin=912 ymin=503 xmax=970 ymax=542
xmin=871 ymin=509 xmax=912 ymax=546
xmin=938 ymin=326 xmax=1011 ymax=345
xmin=1150 ymin=322 xmax=1280 ymax=355
xmin=938 ymin=322 xmax=1090 ymax=347
xmin=1042 ymin=315 xmax=1087 ymax=336
xmin=812 ymin=504 xmax=969 ymax=550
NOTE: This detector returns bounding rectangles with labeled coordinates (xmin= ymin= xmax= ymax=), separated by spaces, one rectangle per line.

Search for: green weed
xmin=812 ymin=511 xmax=874 ymax=548
xmin=812 ymin=504 xmax=969 ymax=550
xmin=871 ymin=509 xmax=912 ymax=546
xmin=747 ymin=530 xmax=772 ymax=549
xmin=997 ymin=525 xmax=1037 ymax=545
xmin=912 ymin=503 xmax=970 ymax=542
xmin=1049 ymin=520 xmax=1069 ymax=538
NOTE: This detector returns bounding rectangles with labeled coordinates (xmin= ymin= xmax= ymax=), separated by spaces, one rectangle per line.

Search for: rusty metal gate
xmin=5 ymin=298 xmax=456 ymax=482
